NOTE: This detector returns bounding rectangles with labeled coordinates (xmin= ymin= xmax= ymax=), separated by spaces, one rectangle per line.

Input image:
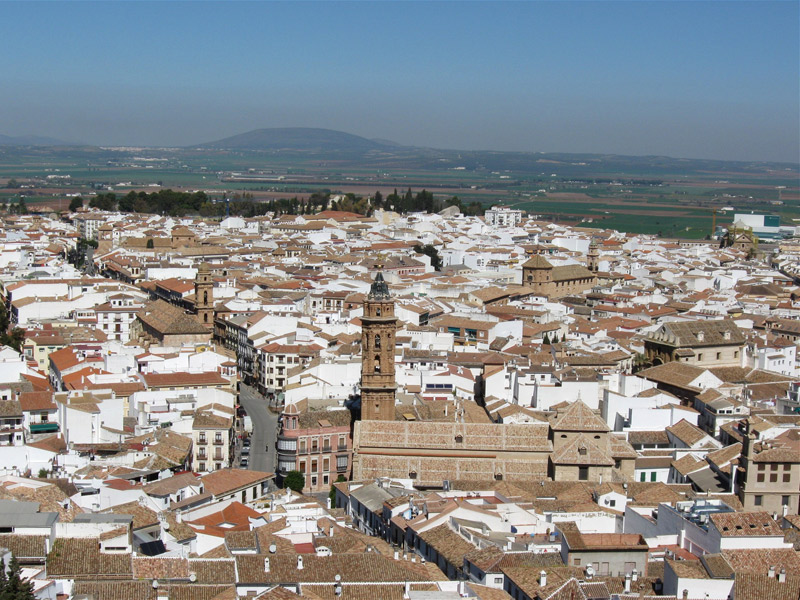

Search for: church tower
xmin=360 ymin=271 xmax=397 ymax=421
xmin=195 ymin=262 xmax=214 ymax=327
xmin=587 ymin=240 xmax=599 ymax=273
xmin=521 ymin=253 xmax=553 ymax=295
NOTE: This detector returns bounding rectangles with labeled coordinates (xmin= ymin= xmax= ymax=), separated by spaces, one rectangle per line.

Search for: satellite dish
xmin=335 ymin=574 xmax=342 ymax=582
xmin=189 ymin=572 xmax=197 ymax=583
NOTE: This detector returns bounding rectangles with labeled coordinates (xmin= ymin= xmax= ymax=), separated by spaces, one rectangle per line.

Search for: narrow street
xmin=237 ymin=383 xmax=279 ymax=474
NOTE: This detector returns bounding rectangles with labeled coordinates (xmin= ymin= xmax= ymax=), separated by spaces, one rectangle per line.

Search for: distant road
xmin=238 ymin=384 xmax=278 ymax=474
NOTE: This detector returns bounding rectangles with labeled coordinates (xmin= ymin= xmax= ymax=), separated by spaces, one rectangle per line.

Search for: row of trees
xmin=68 ymin=188 xmax=485 ymax=219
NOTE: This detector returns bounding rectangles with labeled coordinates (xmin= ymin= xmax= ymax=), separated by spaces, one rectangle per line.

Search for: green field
xmin=0 ymin=144 xmax=797 ymax=239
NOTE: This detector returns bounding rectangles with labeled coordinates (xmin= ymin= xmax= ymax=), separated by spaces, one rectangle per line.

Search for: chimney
xmin=539 ymin=570 xmax=547 ymax=587
xmin=297 ymin=555 xmax=304 ymax=570
xmin=632 ymin=569 xmax=638 ymax=582
xmin=779 ymin=568 xmax=787 ymax=583
xmin=769 ymin=566 xmax=776 ymax=578
xmin=682 ymin=591 xmax=689 ymax=600
xmin=264 ymin=557 xmax=270 ymax=572
xmin=329 ymin=525 xmax=334 ymax=537
xmin=404 ymin=581 xmax=411 ymax=599
xmin=624 ymin=573 xmax=631 ymax=593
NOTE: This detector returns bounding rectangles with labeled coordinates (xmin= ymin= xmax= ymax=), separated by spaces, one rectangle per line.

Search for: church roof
xmin=549 ymin=400 xmax=610 ymax=433
xmin=522 ymin=254 xmax=553 ymax=269
xmin=368 ymin=271 xmax=391 ymax=300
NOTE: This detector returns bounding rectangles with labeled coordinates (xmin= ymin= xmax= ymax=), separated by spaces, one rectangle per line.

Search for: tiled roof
xmin=137 ymin=299 xmax=209 ymax=335
xmin=417 ymin=523 xmax=476 ymax=569
xmin=549 ymin=401 xmax=609 ymax=432
xmin=710 ymin=512 xmax=785 ymax=537
xmin=236 ymin=553 xmax=432 ymax=585
xmin=200 ymin=468 xmax=274 ymax=497
xmin=47 ymin=537 xmax=133 ymax=579
xmin=0 ymin=534 xmax=48 ymax=559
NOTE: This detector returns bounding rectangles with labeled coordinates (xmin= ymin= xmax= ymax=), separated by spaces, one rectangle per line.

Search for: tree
xmin=68 ymin=196 xmax=83 ymax=212
xmin=283 ymin=470 xmax=305 ymax=493
xmin=413 ymin=244 xmax=443 ymax=271
xmin=2 ymin=555 xmax=35 ymax=600
xmin=328 ymin=475 xmax=346 ymax=508
xmin=543 ymin=333 xmax=551 ymax=345
xmin=37 ymin=468 xmax=48 ymax=479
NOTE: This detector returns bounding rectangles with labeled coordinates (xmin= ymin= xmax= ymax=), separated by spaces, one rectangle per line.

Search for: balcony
xmin=322 ymin=445 xmax=331 ymax=453
xmin=338 ymin=443 xmax=348 ymax=451
xmin=213 ymin=439 xmax=224 ymax=446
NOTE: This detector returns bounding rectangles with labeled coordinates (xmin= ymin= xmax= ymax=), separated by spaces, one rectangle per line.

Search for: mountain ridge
xmin=195 ymin=127 xmax=394 ymax=153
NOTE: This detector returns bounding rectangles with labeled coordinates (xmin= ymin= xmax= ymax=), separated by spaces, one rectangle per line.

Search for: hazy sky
xmin=2 ymin=1 xmax=798 ymax=162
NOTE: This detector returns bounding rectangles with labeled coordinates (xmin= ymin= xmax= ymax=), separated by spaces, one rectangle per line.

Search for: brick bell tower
xmin=360 ymin=270 xmax=397 ymax=421
xmin=195 ymin=262 xmax=214 ymax=327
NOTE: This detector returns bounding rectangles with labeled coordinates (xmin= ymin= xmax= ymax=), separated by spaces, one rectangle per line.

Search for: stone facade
xmin=521 ymin=254 xmax=596 ymax=298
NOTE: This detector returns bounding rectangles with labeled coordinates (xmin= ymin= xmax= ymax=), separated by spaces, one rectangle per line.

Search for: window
xmin=770 ymin=474 xmax=778 ymax=483
xmin=758 ymin=464 xmax=766 ymax=471
xmin=784 ymin=473 xmax=791 ymax=483
xmin=299 ymin=461 xmax=306 ymax=473
xmin=651 ymin=472 xmax=657 ymax=482
xmin=494 ymin=577 xmax=503 ymax=585
xmin=199 ymin=462 xmax=206 ymax=472
xmin=609 ymin=499 xmax=616 ymax=507
xmin=757 ymin=473 xmax=765 ymax=483
xmin=772 ymin=464 xmax=779 ymax=471
xmin=784 ymin=464 xmax=791 ymax=471
xmin=734 ymin=351 xmax=739 ymax=359
xmin=573 ymin=558 xmax=581 ymax=566
xmin=697 ymin=353 xmax=703 ymax=361
xmin=782 ymin=496 xmax=790 ymax=506
xmin=716 ymin=352 xmax=721 ymax=360
xmin=337 ymin=456 xmax=348 ymax=470
xmin=754 ymin=495 xmax=763 ymax=506
xmin=640 ymin=472 xmax=646 ymax=482
xmin=215 ymin=463 xmax=221 ymax=471
xmin=578 ymin=467 xmax=589 ymax=481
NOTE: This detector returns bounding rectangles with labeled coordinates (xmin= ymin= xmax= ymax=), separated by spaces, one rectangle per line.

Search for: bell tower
xmin=360 ymin=270 xmax=397 ymax=421
xmin=587 ymin=240 xmax=599 ymax=273
xmin=195 ymin=262 xmax=213 ymax=327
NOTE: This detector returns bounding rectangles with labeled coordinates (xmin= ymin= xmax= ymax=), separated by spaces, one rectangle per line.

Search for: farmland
xmin=0 ymin=143 xmax=797 ymax=239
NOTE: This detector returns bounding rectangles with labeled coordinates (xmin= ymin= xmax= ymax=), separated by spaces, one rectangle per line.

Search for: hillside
xmin=0 ymin=134 xmax=76 ymax=146
xmin=196 ymin=127 xmax=393 ymax=153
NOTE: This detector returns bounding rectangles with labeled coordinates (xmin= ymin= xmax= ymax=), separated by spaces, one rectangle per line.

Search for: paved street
xmin=238 ymin=384 xmax=279 ymax=474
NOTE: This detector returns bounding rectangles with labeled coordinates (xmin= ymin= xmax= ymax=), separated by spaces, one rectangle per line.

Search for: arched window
xmin=204 ymin=313 xmax=208 ymax=323
xmin=374 ymin=356 xmax=381 ymax=373
xmin=203 ymin=291 xmax=208 ymax=305
xmin=374 ymin=334 xmax=381 ymax=349
xmin=375 ymin=307 xmax=381 ymax=316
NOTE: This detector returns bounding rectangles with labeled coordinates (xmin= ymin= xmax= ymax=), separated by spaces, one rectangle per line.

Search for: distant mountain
xmin=196 ymin=127 xmax=396 ymax=153
xmin=0 ymin=134 xmax=77 ymax=146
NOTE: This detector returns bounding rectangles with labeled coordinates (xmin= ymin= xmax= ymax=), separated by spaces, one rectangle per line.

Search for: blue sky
xmin=2 ymin=1 xmax=798 ymax=162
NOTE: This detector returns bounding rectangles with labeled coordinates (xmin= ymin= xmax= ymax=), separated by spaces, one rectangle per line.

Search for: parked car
xmin=240 ymin=456 xmax=249 ymax=467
